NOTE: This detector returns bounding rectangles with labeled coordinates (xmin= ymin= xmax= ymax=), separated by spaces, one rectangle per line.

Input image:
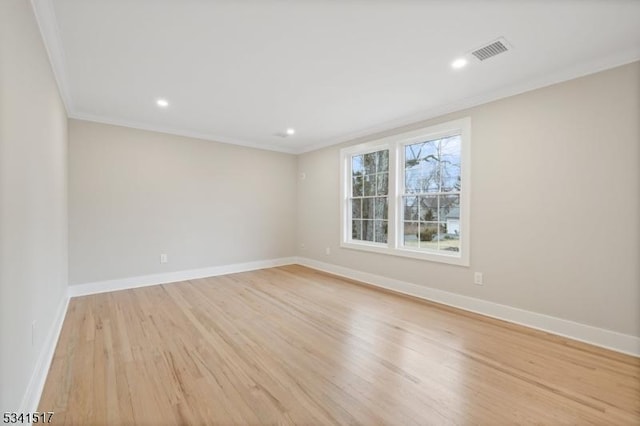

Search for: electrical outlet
xmin=300 ymin=243 xmax=305 ymax=249
xmin=325 ymin=247 xmax=331 ymax=255
xmin=300 ymin=172 xmax=306 ymax=180
xmin=160 ymin=253 xmax=168 ymax=264
xmin=474 ymin=272 xmax=483 ymax=285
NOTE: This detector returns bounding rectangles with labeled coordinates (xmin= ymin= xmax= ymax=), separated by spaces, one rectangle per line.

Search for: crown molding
xmin=68 ymin=112 xmax=297 ymax=154
xmin=30 ymin=0 xmax=74 ymax=113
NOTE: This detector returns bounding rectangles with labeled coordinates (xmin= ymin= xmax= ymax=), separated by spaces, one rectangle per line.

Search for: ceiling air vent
xmin=471 ymin=38 xmax=510 ymax=61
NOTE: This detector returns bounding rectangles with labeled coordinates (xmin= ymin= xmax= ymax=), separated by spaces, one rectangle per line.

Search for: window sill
xmin=340 ymin=241 xmax=469 ymax=267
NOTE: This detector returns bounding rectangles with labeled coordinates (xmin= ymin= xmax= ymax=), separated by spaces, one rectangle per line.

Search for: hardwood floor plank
xmin=38 ymin=265 xmax=640 ymax=425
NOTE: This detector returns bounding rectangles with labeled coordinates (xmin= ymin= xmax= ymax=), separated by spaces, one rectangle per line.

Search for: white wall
xmin=297 ymin=62 xmax=640 ymax=338
xmin=68 ymin=120 xmax=297 ymax=285
xmin=0 ymin=1 xmax=68 ymax=412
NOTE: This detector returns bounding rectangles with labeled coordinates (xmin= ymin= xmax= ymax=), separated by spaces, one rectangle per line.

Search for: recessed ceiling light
xmin=451 ymin=58 xmax=468 ymax=69
xmin=156 ymin=98 xmax=169 ymax=107
xmin=285 ymin=128 xmax=296 ymax=136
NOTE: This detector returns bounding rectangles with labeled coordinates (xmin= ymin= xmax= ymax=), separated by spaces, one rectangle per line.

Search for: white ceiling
xmin=33 ymin=0 xmax=640 ymax=153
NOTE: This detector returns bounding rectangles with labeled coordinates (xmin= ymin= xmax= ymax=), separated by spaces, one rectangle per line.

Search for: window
xmin=350 ymin=150 xmax=389 ymax=243
xmin=402 ymin=135 xmax=461 ymax=253
xmin=340 ymin=118 xmax=470 ymax=266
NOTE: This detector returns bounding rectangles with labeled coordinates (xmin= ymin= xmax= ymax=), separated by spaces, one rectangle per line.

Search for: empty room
xmin=1 ymin=0 xmax=639 ymax=424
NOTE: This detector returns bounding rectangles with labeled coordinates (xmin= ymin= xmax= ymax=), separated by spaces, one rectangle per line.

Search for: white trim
xmin=294 ymin=257 xmax=640 ymax=357
xmin=68 ymin=112 xmax=297 ymax=155
xmin=340 ymin=242 xmax=468 ymax=266
xmin=18 ymin=295 xmax=70 ymax=414
xmin=68 ymin=257 xmax=297 ymax=298
xmin=30 ymin=0 xmax=74 ymax=113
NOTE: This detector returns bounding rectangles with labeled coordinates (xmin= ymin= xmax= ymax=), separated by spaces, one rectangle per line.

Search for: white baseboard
xmin=64 ymin=255 xmax=639 ymax=356
xmin=68 ymin=257 xmax=297 ymax=298
xmin=18 ymin=294 xmax=69 ymax=414
xmin=295 ymin=257 xmax=640 ymax=357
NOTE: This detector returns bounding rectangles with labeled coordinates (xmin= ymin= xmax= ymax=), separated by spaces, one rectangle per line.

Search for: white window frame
xmin=340 ymin=117 xmax=471 ymax=266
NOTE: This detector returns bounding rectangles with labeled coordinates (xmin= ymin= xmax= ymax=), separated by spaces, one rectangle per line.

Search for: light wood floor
xmin=39 ymin=265 xmax=639 ymax=425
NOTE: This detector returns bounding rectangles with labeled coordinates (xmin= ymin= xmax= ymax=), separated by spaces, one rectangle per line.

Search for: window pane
xmin=439 ymin=136 xmax=461 ymax=192
xmin=374 ymin=197 xmax=388 ymax=219
xmin=404 ymin=170 xmax=419 ymax=194
xmin=419 ymin=222 xmax=439 ymax=250
xmin=405 ymin=161 xmax=438 ymax=193
xmin=419 ymin=195 xmax=438 ymax=221
xmin=439 ymin=193 xmax=459 ymax=209
xmin=405 ymin=143 xmax=420 ymax=167
xmin=438 ymin=232 xmax=459 ymax=253
xmin=351 ymin=220 xmax=362 ymax=240
xmin=351 ymin=199 xmax=362 ymax=219
xmin=352 ymin=176 xmax=363 ymax=196
xmin=439 ymin=194 xmax=460 ymax=236
xmin=404 ymin=137 xmax=463 ymax=194
xmin=375 ymin=220 xmax=388 ymax=243
xmin=362 ymin=198 xmax=374 ymax=220
xmin=377 ymin=150 xmax=389 ymax=173
xmin=405 ymin=140 xmax=439 ymax=193
xmin=439 ymin=194 xmax=459 ymax=220
xmin=352 ymin=155 xmax=364 ymax=177
xmin=364 ymin=175 xmax=376 ymax=196
xmin=362 ymin=220 xmax=374 ymax=241
xmin=364 ymin=152 xmax=377 ymax=174
xmin=403 ymin=222 xmax=419 ymax=248
xmin=403 ymin=196 xmax=418 ymax=221
xmin=376 ymin=172 xmax=388 ymax=196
